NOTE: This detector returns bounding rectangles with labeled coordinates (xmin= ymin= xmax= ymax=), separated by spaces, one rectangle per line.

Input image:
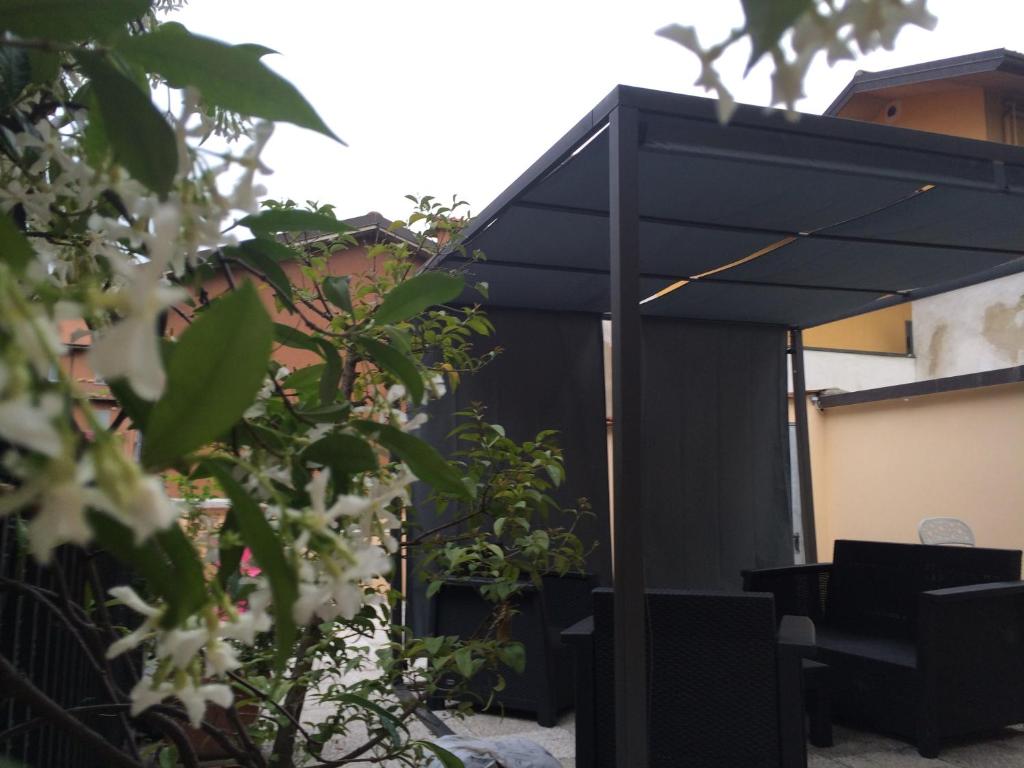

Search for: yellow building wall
xmin=805 ymin=383 xmax=1024 ymax=559
xmin=804 ymin=304 xmax=911 ymax=354
xmin=839 ymin=85 xmax=990 ymax=140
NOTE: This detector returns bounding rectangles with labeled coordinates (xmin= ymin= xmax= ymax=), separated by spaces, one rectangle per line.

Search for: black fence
xmin=1 ymin=515 xmax=130 ymax=767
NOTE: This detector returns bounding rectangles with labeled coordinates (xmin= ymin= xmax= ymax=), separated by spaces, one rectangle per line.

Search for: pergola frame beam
xmin=609 ymin=104 xmax=649 ymax=768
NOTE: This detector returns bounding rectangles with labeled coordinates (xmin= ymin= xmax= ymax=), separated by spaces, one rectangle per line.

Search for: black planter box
xmin=429 ymin=572 xmax=593 ymax=726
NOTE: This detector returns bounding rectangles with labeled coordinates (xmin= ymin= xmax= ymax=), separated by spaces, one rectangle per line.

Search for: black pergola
xmin=428 ymin=85 xmax=1024 ymax=767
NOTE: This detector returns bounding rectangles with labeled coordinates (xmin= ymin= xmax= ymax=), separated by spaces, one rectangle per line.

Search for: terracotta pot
xmin=183 ymin=702 xmax=260 ymax=761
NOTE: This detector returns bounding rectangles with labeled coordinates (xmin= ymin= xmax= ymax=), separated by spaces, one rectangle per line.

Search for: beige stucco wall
xmin=807 ymin=382 xmax=1024 ymax=558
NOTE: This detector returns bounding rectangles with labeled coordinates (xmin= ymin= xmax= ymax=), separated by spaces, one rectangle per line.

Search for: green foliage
xmin=419 ymin=407 xmax=591 ymax=597
xmin=142 ymin=281 xmax=273 ymax=468
xmin=77 ymin=51 xmax=178 ymax=197
xmin=302 ymin=434 xmax=378 ymax=489
xmin=0 ymin=46 xmax=30 ymax=111
xmin=0 ymin=0 xmax=149 ymax=42
xmin=0 ymin=213 xmax=33 ymax=272
xmin=225 ymin=240 xmax=296 ymax=312
xmin=372 ymin=271 xmax=464 ymax=326
xmin=354 ymin=335 xmax=425 ymax=405
xmin=241 ymin=208 xmax=353 ymax=236
xmin=117 ymin=22 xmax=343 ymax=143
xmin=0 ymin=2 xmax=587 ymax=762
xmin=322 ymin=275 xmax=353 ymax=314
xmin=741 ymin=0 xmax=814 ymax=70
xmin=357 ymin=421 xmax=472 ymax=500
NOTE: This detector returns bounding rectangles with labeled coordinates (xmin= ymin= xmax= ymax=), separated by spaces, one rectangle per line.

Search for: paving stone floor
xmin=299 ymin=631 xmax=1024 ymax=766
xmin=441 ymin=710 xmax=1024 ymax=768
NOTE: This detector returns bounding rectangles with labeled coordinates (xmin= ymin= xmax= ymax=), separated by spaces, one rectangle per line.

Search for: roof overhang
xmin=432 ymin=84 xmax=1024 ymax=329
xmin=825 ymin=48 xmax=1024 ymax=116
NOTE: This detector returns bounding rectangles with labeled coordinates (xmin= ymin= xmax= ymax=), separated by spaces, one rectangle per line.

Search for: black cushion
xmin=816 ymin=626 xmax=917 ymax=669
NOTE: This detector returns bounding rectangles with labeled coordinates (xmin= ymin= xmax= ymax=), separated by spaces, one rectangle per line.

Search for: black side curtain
xmin=640 ymin=318 xmax=793 ymax=590
xmin=406 ymin=308 xmax=612 ymax=636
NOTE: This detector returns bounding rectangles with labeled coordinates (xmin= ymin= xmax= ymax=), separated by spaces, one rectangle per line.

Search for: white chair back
xmin=918 ymin=517 xmax=975 ymax=547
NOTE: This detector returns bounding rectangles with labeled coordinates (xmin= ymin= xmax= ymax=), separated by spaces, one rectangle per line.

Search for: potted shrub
xmin=413 ymin=407 xmax=595 ymax=726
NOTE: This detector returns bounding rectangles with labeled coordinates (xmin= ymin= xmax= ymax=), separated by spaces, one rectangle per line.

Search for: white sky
xmin=175 ymin=1 xmax=1024 ymax=222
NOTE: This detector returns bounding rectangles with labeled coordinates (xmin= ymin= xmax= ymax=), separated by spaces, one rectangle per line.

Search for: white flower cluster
xmin=0 ymin=98 xmax=274 ymax=560
xmin=289 ymin=467 xmax=404 ymax=625
xmin=658 ymin=0 xmax=937 ymax=122
xmin=107 ymin=584 xmax=272 ymax=726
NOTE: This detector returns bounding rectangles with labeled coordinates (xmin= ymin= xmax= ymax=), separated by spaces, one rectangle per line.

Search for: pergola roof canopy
xmin=435 ymin=85 xmax=1024 ymax=328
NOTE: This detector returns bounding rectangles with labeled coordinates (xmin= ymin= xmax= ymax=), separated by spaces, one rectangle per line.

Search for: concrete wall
xmin=912 ymin=272 xmax=1024 ymax=379
xmin=795 ymin=348 xmax=916 ymax=393
xmin=807 ymin=382 xmax=1024 ymax=558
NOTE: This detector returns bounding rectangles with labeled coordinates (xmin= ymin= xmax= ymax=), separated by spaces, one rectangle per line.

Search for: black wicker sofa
xmin=743 ymin=539 xmax=1024 ymax=758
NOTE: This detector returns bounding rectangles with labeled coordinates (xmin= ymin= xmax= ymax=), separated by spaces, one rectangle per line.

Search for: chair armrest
xmin=560 ymin=616 xmax=594 ymax=646
xmin=742 ymin=563 xmax=833 ymax=624
xmin=917 ymin=581 xmax=1024 ymax=735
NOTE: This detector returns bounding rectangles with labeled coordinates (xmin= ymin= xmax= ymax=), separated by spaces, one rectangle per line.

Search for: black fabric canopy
xmin=430 ymin=85 xmax=1024 ymax=327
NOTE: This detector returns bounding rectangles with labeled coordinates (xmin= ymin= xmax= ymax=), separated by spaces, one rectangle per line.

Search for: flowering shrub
xmin=0 ymin=4 xmax=585 ymax=767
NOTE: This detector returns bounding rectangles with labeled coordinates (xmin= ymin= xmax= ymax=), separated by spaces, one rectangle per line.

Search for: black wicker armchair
xmin=743 ymin=539 xmax=1024 ymax=758
xmin=563 ymin=588 xmax=808 ymax=768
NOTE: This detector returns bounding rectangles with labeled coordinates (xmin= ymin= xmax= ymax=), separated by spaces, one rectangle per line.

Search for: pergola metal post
xmin=609 ymin=103 xmax=649 ymax=768
xmin=790 ymin=328 xmax=818 ymax=563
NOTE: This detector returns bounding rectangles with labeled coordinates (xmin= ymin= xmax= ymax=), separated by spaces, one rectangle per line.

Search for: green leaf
xmin=283 ymin=364 xmax=324 ymax=393
xmin=322 ymin=275 xmax=353 ymax=314
xmin=295 ymin=402 xmax=350 ymax=423
xmin=545 ymin=462 xmax=564 ymax=487
xmin=240 ymin=208 xmax=352 ymax=236
xmin=354 ymin=335 xmax=424 ymax=405
xmin=414 ymin=741 xmax=465 ymax=768
xmin=354 ymin=422 xmax=471 ymax=500
xmin=741 ymin=0 xmax=814 ymax=71
xmin=453 ymin=647 xmax=475 ymax=680
xmin=225 ymin=240 xmax=295 ymax=312
xmin=108 ymin=378 xmax=152 ymax=432
xmin=26 ymin=49 xmax=59 ymax=85
xmin=274 ymin=322 xmax=321 ymax=353
xmin=208 ymin=462 xmax=297 ymax=668
xmin=0 ymin=0 xmax=149 ymax=42
xmin=499 ymin=642 xmax=526 ymax=675
xmin=426 ymin=580 xmax=443 ymax=599
xmin=89 ymin=512 xmax=207 ymax=628
xmin=116 ymin=23 xmax=342 ymax=142
xmin=143 ymin=282 xmax=272 ymax=469
xmin=0 ymin=46 xmax=30 ymax=111
xmin=302 ymin=434 xmax=378 ymax=487
xmin=0 ymin=213 xmax=33 ymax=273
xmin=333 ymin=693 xmax=404 ymax=747
xmin=372 ymin=272 xmax=464 ymax=326
xmin=76 ymin=51 xmax=178 ymax=197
